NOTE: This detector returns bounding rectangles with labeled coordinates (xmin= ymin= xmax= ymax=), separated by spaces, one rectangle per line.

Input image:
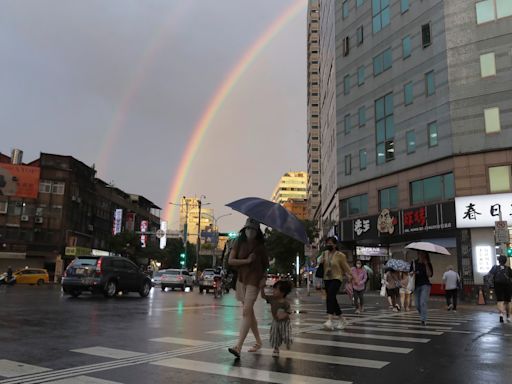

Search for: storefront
xmin=340 ymin=202 xmax=458 ymax=294
xmin=455 ymin=193 xmax=512 ymax=286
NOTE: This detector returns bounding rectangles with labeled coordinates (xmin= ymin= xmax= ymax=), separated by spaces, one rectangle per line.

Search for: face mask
xmin=245 ymin=229 xmax=257 ymax=240
xmin=326 ymin=245 xmax=334 ymax=251
xmin=356 ymin=264 xmax=362 ymax=268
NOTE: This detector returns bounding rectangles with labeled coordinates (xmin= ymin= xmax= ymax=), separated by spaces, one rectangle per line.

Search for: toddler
xmin=261 ymin=280 xmax=293 ymax=357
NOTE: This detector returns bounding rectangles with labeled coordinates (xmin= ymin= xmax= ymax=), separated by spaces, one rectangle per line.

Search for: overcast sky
xmin=0 ymin=0 xmax=307 ymax=232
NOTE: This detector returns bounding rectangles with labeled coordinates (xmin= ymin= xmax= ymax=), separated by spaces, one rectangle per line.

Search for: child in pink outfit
xmin=351 ymin=261 xmax=368 ymax=314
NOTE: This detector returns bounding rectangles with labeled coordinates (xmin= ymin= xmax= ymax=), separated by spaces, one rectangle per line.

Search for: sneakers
xmin=334 ymin=319 xmax=348 ymax=330
xmin=392 ymin=308 xmax=398 ymax=312
xmin=447 ymin=304 xmax=453 ymax=311
xmin=355 ymin=309 xmax=361 ymax=314
xmin=421 ymin=321 xmax=427 ymax=327
xmin=323 ymin=319 xmax=334 ymax=330
xmin=500 ymin=316 xmax=504 ymax=323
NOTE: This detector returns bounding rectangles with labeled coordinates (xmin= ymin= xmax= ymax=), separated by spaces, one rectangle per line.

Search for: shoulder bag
xmin=407 ymin=260 xmax=416 ymax=292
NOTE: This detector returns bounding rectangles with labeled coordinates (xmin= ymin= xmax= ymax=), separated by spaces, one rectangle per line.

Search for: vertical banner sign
xmin=125 ymin=212 xmax=135 ymax=232
xmin=113 ymin=209 xmax=123 ymax=235
xmin=159 ymin=221 xmax=168 ymax=250
xmin=140 ymin=220 xmax=148 ymax=248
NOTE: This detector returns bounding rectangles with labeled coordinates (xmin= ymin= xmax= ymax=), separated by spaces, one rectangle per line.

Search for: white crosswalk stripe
xmin=293 ymin=337 xmax=413 ymax=354
xmin=149 ymin=337 xmax=215 ymax=346
xmin=307 ymin=329 xmax=431 ymax=343
xmin=70 ymin=347 xmax=146 ymax=359
xmin=151 ymin=357 xmax=352 ymax=384
xmin=341 ymin=325 xmax=443 ymax=335
xmin=0 ymin=360 xmax=51 ymax=378
xmin=46 ymin=376 xmax=123 ymax=384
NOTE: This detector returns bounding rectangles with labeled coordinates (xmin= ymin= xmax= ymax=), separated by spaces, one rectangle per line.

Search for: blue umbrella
xmin=226 ymin=197 xmax=309 ymax=244
xmin=385 ymin=259 xmax=410 ymax=272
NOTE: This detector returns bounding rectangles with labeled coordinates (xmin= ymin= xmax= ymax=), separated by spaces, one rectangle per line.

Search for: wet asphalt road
xmin=1 ymin=284 xmax=511 ymax=384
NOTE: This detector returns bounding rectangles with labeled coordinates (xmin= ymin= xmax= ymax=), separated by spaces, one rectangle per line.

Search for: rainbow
xmin=95 ymin=3 xmax=192 ymax=178
xmin=164 ymin=0 xmax=307 ymax=224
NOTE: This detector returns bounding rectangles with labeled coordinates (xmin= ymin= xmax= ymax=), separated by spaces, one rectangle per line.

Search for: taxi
xmin=13 ymin=268 xmax=49 ymax=285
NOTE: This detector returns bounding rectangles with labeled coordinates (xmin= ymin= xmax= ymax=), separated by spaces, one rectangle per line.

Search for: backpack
xmin=493 ymin=265 xmax=512 ymax=284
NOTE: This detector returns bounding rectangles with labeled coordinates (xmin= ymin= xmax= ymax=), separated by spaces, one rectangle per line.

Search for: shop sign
xmin=140 ymin=220 xmax=148 ymax=248
xmin=377 ymin=209 xmax=397 ymax=234
xmin=356 ymin=246 xmax=388 ymax=257
xmin=456 ymin=193 xmax=512 ymax=228
xmin=125 ymin=212 xmax=135 ymax=232
xmin=112 ymin=209 xmax=123 ymax=235
xmin=475 ymin=245 xmax=494 ymax=273
xmin=401 ymin=204 xmax=454 ymax=233
xmin=65 ymin=246 xmax=92 ymax=257
xmin=353 ymin=218 xmax=371 ymax=236
xmin=495 ymin=221 xmax=510 ymax=243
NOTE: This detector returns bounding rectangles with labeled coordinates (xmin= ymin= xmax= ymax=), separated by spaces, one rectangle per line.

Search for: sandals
xmin=228 ymin=346 xmax=241 ymax=358
xmin=248 ymin=343 xmax=262 ymax=352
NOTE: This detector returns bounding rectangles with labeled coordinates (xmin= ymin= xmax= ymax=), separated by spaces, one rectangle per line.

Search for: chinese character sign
xmin=354 ymin=218 xmax=371 ymax=236
xmin=456 ymin=194 xmax=512 ymax=228
xmin=112 ymin=209 xmax=123 ymax=235
xmin=475 ymin=245 xmax=494 ymax=274
xmin=140 ymin=220 xmax=148 ymax=248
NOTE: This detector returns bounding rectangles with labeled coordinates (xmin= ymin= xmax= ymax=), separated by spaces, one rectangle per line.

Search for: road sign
xmin=155 ymin=229 xmax=166 ymax=239
xmin=495 ymin=221 xmax=509 ymax=243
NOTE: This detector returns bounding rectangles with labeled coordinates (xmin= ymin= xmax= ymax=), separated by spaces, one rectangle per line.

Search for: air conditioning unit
xmin=35 ymin=217 xmax=44 ymax=224
xmin=20 ymin=215 xmax=29 ymax=222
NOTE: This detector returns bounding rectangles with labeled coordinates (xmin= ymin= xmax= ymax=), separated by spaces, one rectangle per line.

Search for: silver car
xmin=151 ymin=270 xmax=169 ymax=287
xmin=160 ymin=269 xmax=194 ymax=292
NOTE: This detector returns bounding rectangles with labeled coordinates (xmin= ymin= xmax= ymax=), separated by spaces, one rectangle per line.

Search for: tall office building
xmin=179 ymin=197 xmax=214 ymax=245
xmin=316 ymin=0 xmax=512 ymax=291
xmin=306 ymin=0 xmax=321 ymax=223
xmin=271 ymin=171 xmax=308 ymax=204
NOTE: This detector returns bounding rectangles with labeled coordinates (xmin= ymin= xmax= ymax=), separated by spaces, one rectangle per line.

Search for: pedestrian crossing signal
xmin=507 ymin=245 xmax=512 ymax=257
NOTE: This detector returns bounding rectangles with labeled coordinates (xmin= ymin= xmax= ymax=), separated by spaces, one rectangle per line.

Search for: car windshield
xmin=203 ymin=270 xmax=214 ymax=275
xmin=72 ymin=258 xmax=98 ymax=267
xmin=153 ymin=271 xmax=166 ymax=278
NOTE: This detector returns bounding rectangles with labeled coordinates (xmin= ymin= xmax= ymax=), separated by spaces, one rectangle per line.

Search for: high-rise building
xmin=178 ymin=197 xmax=214 ymax=245
xmin=315 ymin=0 xmax=512 ymax=291
xmin=271 ymin=171 xmax=308 ymax=204
xmin=306 ymin=0 xmax=321 ymax=223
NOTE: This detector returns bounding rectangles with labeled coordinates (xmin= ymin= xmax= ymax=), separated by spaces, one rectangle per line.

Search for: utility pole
xmin=183 ymin=197 xmax=189 ymax=266
xmin=196 ymin=198 xmax=202 ymax=277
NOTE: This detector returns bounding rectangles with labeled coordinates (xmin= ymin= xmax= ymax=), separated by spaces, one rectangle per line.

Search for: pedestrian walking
xmin=488 ymin=255 xmax=512 ymax=323
xmin=385 ymin=269 xmax=401 ymax=312
xmin=410 ymin=251 xmax=433 ymax=326
xmin=351 ymin=260 xmax=367 ymax=314
xmin=442 ymin=265 xmax=460 ymax=312
xmin=399 ymin=271 xmax=412 ymax=312
xmin=260 ymin=280 xmax=293 ymax=357
xmin=227 ymin=218 xmax=269 ymax=358
xmin=320 ymin=236 xmax=352 ymax=330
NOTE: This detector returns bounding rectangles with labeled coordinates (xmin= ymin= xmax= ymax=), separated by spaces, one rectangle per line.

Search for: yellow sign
xmin=65 ymin=247 xmax=92 ymax=257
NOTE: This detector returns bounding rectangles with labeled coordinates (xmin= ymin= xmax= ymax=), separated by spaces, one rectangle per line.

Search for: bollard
xmin=477 ymin=288 xmax=486 ymax=305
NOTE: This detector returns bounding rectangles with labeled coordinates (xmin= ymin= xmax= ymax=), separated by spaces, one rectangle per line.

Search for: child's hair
xmin=273 ymin=280 xmax=292 ymax=297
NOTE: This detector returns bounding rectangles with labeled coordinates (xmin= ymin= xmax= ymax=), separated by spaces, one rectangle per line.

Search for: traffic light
xmin=180 ymin=253 xmax=186 ymax=266
xmin=507 ymin=244 xmax=512 ymax=257
xmin=228 ymin=232 xmax=238 ymax=239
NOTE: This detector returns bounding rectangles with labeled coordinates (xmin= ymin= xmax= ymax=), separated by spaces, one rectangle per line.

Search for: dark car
xmin=61 ymin=255 xmax=152 ymax=298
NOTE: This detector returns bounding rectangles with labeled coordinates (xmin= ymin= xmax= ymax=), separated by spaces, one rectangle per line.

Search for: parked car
xmin=198 ymin=268 xmax=216 ymax=293
xmin=160 ymin=269 xmax=194 ymax=292
xmin=61 ymin=255 xmax=152 ymax=298
xmin=11 ymin=268 xmax=49 ymax=285
xmin=151 ymin=269 xmax=169 ymax=287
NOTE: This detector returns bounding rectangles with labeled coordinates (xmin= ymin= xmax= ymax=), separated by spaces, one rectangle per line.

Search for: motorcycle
xmin=213 ymin=275 xmax=223 ymax=299
xmin=0 ymin=273 xmax=16 ymax=286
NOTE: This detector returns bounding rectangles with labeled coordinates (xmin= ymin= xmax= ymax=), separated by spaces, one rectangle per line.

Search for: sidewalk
xmin=293 ymin=287 xmax=499 ymax=313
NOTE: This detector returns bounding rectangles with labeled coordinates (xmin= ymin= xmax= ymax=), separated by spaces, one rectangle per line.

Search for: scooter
xmin=213 ymin=276 xmax=223 ymax=299
xmin=0 ymin=273 xmax=16 ymax=286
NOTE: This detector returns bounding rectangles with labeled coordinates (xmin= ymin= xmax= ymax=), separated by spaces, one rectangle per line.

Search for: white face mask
xmin=245 ymin=228 xmax=257 ymax=240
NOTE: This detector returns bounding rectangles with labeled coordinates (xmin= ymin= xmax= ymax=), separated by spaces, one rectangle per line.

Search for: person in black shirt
xmin=410 ymin=250 xmax=433 ymax=326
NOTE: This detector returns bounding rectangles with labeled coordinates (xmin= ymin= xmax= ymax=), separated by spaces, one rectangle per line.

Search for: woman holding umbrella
xmin=227 ymin=218 xmax=269 ymax=358
xmin=320 ymin=236 xmax=353 ymax=330
xmin=410 ymin=250 xmax=433 ymax=326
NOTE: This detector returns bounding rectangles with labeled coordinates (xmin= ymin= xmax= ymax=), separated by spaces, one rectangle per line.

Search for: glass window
xmin=484 ymin=107 xmax=501 ymax=133
xmin=358 ymin=106 xmax=366 ymax=126
xmin=345 ymin=114 xmax=351 ymax=134
xmin=357 ymin=25 xmax=364 ymax=45
xmin=428 ymin=121 xmax=438 ymax=147
xmin=480 ymin=52 xmax=496 ymax=77
xmin=476 ymin=0 xmax=495 ymax=24
xmin=406 ymin=130 xmax=416 ymax=154
xmin=401 ymin=0 xmax=409 ymax=13
xmin=404 ymin=82 xmax=413 ymax=105
xmin=375 ymin=93 xmax=394 ymax=164
xmin=357 ymin=0 xmax=365 ymax=7
xmin=410 ymin=173 xmax=454 ymax=205
xmin=344 ymin=74 xmax=350 ymax=95
xmin=345 ymin=154 xmax=352 ymax=175
xmin=343 ymin=0 xmax=349 ymax=18
xmin=425 ymin=71 xmax=435 ymax=96
xmin=341 ymin=194 xmax=368 ymax=218
xmin=421 ymin=23 xmax=431 ymax=48
xmin=489 ymin=166 xmax=511 ymax=192
xmin=497 ymin=0 xmax=512 ymax=18
xmin=358 ymin=66 xmax=365 ymax=86
xmin=359 ymin=149 xmax=367 ymax=170
xmin=402 ymin=36 xmax=411 ymax=58
xmin=51 ymin=182 xmax=65 ymax=195
xmin=39 ymin=180 xmax=52 ymax=194
xmin=373 ymin=48 xmax=392 ymax=76
xmin=372 ymin=0 xmax=390 ymax=33
xmin=379 ymin=186 xmax=398 ymax=210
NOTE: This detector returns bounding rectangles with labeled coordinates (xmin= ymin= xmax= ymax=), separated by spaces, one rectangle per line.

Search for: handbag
xmin=379 ymin=281 xmax=386 ymax=297
xmin=315 ymin=263 xmax=324 ymax=278
xmin=407 ymin=260 xmax=416 ymax=292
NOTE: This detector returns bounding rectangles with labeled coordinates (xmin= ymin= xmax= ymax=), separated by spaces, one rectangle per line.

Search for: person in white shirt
xmin=442 ymin=266 xmax=460 ymax=311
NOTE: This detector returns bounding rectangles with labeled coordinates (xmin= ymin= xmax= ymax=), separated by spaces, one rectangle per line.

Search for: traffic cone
xmin=478 ymin=288 xmax=485 ymax=305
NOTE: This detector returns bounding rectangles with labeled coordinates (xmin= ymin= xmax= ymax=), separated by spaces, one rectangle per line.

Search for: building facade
xmin=315 ymin=0 xmax=512 ymax=292
xmin=271 ymin=171 xmax=308 ymax=204
xmin=178 ymin=197 xmax=214 ymax=245
xmin=307 ymin=0 xmax=321 ymax=224
xmin=0 ymin=152 xmax=161 ymax=275
xmin=283 ymin=198 xmax=309 ymax=220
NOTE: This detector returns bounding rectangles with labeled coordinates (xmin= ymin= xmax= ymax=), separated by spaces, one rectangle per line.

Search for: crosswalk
xmin=0 ymin=307 xmax=480 ymax=384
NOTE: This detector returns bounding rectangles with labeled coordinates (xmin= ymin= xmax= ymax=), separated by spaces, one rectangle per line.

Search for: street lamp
xmin=196 ymin=195 xmax=210 ymax=276
xmin=169 ymin=197 xmax=189 ymax=267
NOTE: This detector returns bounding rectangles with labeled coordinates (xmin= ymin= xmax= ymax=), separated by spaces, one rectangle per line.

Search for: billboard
xmin=125 ymin=212 xmax=135 ymax=232
xmin=140 ymin=220 xmax=148 ymax=248
xmin=0 ymin=164 xmax=40 ymax=198
xmin=112 ymin=209 xmax=123 ymax=235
